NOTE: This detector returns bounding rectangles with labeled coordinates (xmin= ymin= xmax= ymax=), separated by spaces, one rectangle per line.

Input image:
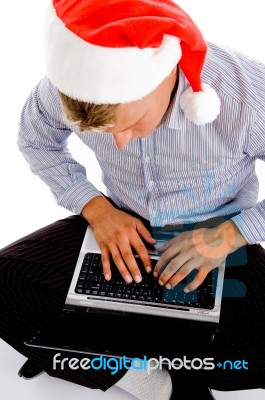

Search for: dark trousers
xmin=1 ymin=213 xmax=265 ymax=392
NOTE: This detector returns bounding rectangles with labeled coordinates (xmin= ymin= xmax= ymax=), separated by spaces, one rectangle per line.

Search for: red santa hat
xmin=45 ymin=0 xmax=220 ymax=125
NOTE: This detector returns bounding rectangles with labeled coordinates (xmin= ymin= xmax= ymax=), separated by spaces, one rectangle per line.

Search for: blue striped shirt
xmin=18 ymin=42 xmax=265 ymax=245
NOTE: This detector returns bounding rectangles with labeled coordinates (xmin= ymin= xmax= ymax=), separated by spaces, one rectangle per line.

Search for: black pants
xmin=1 ymin=212 xmax=265 ymax=393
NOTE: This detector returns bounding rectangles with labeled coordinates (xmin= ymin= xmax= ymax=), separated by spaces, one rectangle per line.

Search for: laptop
xmin=64 ymin=225 xmax=224 ymax=323
xmin=24 ymin=223 xmax=228 ymax=360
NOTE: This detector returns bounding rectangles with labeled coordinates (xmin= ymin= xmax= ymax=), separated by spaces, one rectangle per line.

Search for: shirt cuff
xmin=231 ymin=202 xmax=265 ymax=244
xmin=58 ymin=180 xmax=104 ymax=215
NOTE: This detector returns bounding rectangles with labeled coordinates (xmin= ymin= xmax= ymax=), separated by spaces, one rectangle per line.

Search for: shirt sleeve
xmin=17 ymin=76 xmax=103 ymax=214
xmin=230 ymin=59 xmax=265 ymax=244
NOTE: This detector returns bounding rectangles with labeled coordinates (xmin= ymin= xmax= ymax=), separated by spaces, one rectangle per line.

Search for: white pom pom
xmin=179 ymin=83 xmax=220 ymax=125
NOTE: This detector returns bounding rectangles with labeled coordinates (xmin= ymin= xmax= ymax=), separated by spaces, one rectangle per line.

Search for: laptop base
xmin=25 ymin=306 xmax=218 ymax=360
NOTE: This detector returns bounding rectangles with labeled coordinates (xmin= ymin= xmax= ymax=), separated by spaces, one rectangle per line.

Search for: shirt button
xmin=149 ymin=180 xmax=154 ymax=187
xmin=144 ymin=156 xmax=150 ymax=163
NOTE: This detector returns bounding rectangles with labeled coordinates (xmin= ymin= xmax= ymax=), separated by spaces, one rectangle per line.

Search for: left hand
xmin=153 ymin=220 xmax=248 ymax=293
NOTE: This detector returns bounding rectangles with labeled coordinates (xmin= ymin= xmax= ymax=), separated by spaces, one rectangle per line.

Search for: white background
xmin=0 ymin=1 xmax=265 ymax=399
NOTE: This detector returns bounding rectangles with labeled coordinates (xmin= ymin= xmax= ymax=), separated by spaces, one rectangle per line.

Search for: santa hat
xmin=45 ymin=0 xmax=220 ymax=125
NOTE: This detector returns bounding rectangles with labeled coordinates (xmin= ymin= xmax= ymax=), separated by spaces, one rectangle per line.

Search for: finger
xmin=136 ymin=220 xmax=156 ymax=245
xmin=100 ymin=245 xmax=112 ymax=281
xmin=153 ymin=245 xmax=181 ymax=277
xmin=156 ymin=241 xmax=172 ymax=252
xmin=119 ymin=240 xmax=144 ymax=283
xmin=164 ymin=259 xmax=197 ymax=289
xmin=157 ymin=252 xmax=190 ymax=285
xmin=183 ymin=267 xmax=212 ymax=293
xmin=109 ymin=244 xmax=133 ymax=284
xmin=156 ymin=233 xmax=182 ymax=252
xmin=132 ymin=236 xmax=153 ymax=273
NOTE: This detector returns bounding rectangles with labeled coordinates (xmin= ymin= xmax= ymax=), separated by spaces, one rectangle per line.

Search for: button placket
xmin=144 ymin=156 xmax=150 ymax=163
xmin=141 ymin=138 xmax=159 ymax=220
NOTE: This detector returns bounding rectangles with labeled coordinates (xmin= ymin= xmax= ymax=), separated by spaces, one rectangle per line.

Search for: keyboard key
xmin=86 ymin=275 xmax=99 ymax=282
xmin=85 ymin=282 xmax=101 ymax=290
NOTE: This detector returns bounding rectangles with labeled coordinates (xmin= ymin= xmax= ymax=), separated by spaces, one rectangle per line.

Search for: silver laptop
xmin=64 ymin=225 xmax=225 ymax=325
xmin=24 ymin=225 xmax=227 ymax=359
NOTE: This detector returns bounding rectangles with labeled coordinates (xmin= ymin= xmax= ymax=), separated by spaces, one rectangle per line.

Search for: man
xmin=1 ymin=0 xmax=265 ymax=399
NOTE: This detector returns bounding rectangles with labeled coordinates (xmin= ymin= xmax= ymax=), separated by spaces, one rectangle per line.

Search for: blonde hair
xmin=58 ymin=90 xmax=120 ymax=132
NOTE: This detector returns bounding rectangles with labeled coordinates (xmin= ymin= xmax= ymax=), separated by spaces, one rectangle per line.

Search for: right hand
xmin=81 ymin=196 xmax=156 ymax=284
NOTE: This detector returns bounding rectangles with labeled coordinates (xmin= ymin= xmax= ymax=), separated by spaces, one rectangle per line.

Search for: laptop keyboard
xmin=75 ymin=253 xmax=218 ymax=310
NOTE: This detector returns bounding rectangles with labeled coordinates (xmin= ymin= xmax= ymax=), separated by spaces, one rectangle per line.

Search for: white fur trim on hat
xmin=179 ymin=83 xmax=221 ymax=125
xmin=45 ymin=4 xmax=182 ymax=104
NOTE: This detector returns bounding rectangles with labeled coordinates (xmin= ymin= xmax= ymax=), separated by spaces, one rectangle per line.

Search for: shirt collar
xmin=158 ymin=67 xmax=188 ymax=130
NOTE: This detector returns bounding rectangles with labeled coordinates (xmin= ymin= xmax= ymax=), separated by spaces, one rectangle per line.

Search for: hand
xmin=82 ymin=196 xmax=156 ymax=283
xmin=153 ymin=220 xmax=248 ymax=292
